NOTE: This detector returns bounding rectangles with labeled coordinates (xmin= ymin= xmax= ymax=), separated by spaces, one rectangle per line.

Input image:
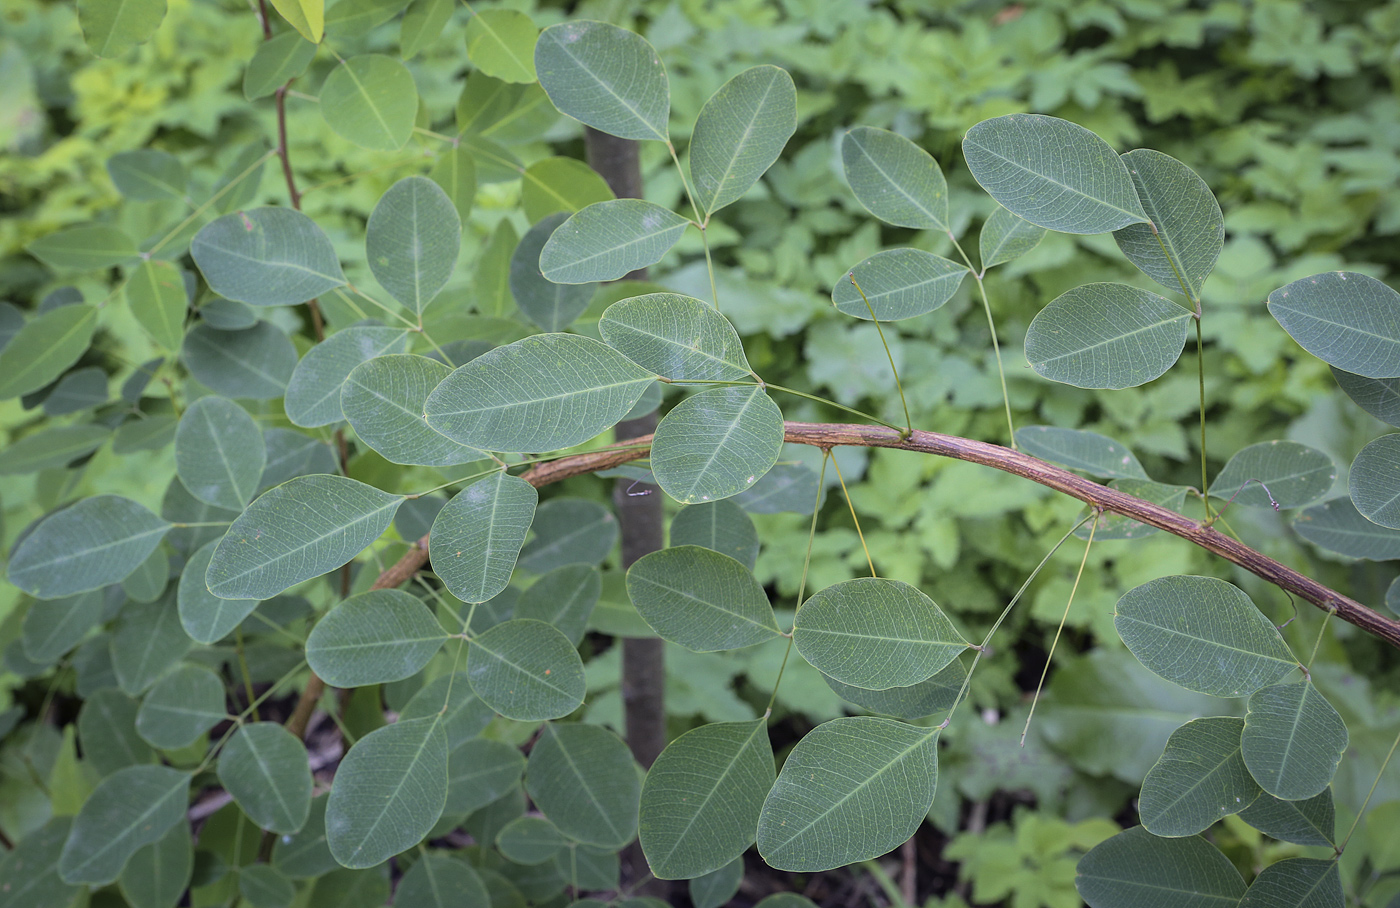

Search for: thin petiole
xmin=1196 ymin=318 xmax=1211 ymax=520
xmin=665 ymin=140 xmax=718 ymax=310
xmin=831 ymin=453 xmax=875 ymax=577
xmin=147 ymin=149 xmax=278 ymax=256
xmin=764 ymin=383 xmax=906 ymax=433
xmin=948 ymin=233 xmax=1015 ymax=448
xmin=1337 ymin=722 xmax=1400 ymax=855
xmin=765 ymin=450 xmax=830 ymax=715
xmin=847 ymin=272 xmax=912 ymax=437
xmin=1305 ymin=609 xmax=1334 ymax=673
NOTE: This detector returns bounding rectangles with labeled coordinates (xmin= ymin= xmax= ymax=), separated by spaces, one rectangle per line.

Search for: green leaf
xmin=285 ymin=326 xmax=411 ymax=428
xmin=244 ymin=31 xmax=318 ymax=100
xmin=1113 ymin=149 xmax=1224 ymax=300
xmin=428 ymin=145 xmax=477 ymax=221
xmin=135 ymin=664 xmax=226 ymax=749
xmin=1025 ymin=282 xmax=1192 ymax=389
xmin=123 ymin=547 xmax=169 ymax=603
xmin=115 ymin=414 xmax=178 ymax=454
xmin=1268 ymin=272 xmax=1400 ymax=378
xmin=399 ymin=0 xmax=452 ymax=58
xmin=1139 ymin=717 xmax=1260 ymax=837
xmin=1014 ymin=425 xmax=1150 ymax=479
xmin=273 ymin=795 xmax=336 ymax=877
xmin=28 ymin=226 xmax=138 ymax=271
xmin=320 ymin=54 xmax=418 ymax=151
xmin=126 ymin=260 xmax=187 ymax=352
xmin=1292 ymin=497 xmax=1400 ymax=560
xmin=430 ymin=472 xmax=538 ymax=604
xmin=0 ymin=424 xmax=110 ymax=475
xmin=400 ymin=672 xmax=494 ymax=747
xmin=822 ymin=657 xmax=966 ymax=721
xmin=496 ymin=816 xmax=568 ymax=865
xmin=651 ymin=385 xmax=784 ymax=505
xmin=79 ymin=688 xmax=156 ymax=776
xmin=1075 ymin=480 xmax=1191 ymax=541
xmin=794 ymin=577 xmax=968 ymax=690
xmin=108 ymin=149 xmax=185 ymax=202
xmin=534 ymin=20 xmax=669 ymax=142
xmin=240 ymin=864 xmax=296 ymax=908
xmin=1210 ymin=441 xmax=1336 ymax=511
xmin=1115 ymin=575 xmax=1297 ymax=698
xmin=979 ymin=206 xmax=1046 ymax=270
xmin=178 ymin=541 xmax=259 ymax=644
xmin=217 ymin=722 xmax=313 ymax=835
xmin=342 ymin=355 xmax=483 ymax=466
xmin=456 ymin=69 xmax=555 ymax=140
xmin=1332 ymin=369 xmax=1400 ymax=428
xmin=757 ymin=717 xmax=938 ymax=872
xmin=325 ymin=715 xmax=448 ymax=868
xmin=553 ymin=843 xmax=619 ymax=892
xmin=191 ymin=208 xmax=346 ymax=307
xmin=540 ymin=199 xmax=689 ymax=284
xmin=0 ymin=818 xmax=81 ymax=908
xmin=424 ymin=333 xmax=654 ymax=453
xmin=212 ymin=143 xmax=270 ymax=215
xmin=1241 ymin=681 xmax=1347 ymax=801
xmin=1350 ymin=434 xmax=1400 ymax=529
xmin=9 ymin=496 xmax=170 ymax=599
xmin=522 ymin=157 xmax=614 ymax=224
xmin=754 ymin=897 xmax=818 ymax=908
xmin=206 ymin=475 xmax=403 ymax=600
xmin=670 ymin=499 xmax=759 ymax=570
xmin=1075 ymin=826 xmax=1245 ymax=908
xmin=467 ymin=618 xmax=585 ymax=720
xmin=639 ymin=718 xmax=772 ymax=879
xmin=396 ymin=853 xmax=490 ymax=908
xmin=831 ymin=248 xmax=966 ymax=321
xmin=1238 ymin=789 xmax=1334 ymax=847
xmin=1238 ymin=858 xmax=1342 ymax=908
xmin=43 ymin=366 xmax=108 ymax=416
xmin=366 ymin=176 xmax=460 ymax=315
xmin=445 ymin=738 xmax=525 ymax=815
xmin=21 ymin=590 xmax=106 ymax=663
xmin=518 ymin=498 xmax=618 ymax=574
xmin=77 ymin=0 xmax=166 ymax=57
xmin=600 ymin=292 xmax=751 ymax=381
xmin=183 ymin=321 xmax=299 ymax=399
xmin=119 ymin=818 xmax=191 ymax=908
xmin=962 ymin=114 xmax=1148 ymax=234
xmin=734 ymin=462 xmax=822 ymax=514
xmin=322 ymin=0 xmax=402 ymax=39
xmin=58 ymin=764 xmax=190 ymax=885
xmin=176 ymin=396 xmax=266 ymax=510
xmin=515 ymin=563 xmax=600 ymax=646
xmin=690 ymin=65 xmax=796 ymax=216
xmin=841 ymin=127 xmax=948 ymax=231
xmin=112 ymin=593 xmax=192 ymax=695
xmin=0 ymin=304 xmax=98 ymax=399
xmin=306 ymin=589 xmax=448 ymax=686
xmin=465 ymin=9 xmax=537 ymax=83
xmin=510 ymin=213 xmax=597 ymax=332
xmin=200 ymin=296 xmax=258 ymax=330
xmin=460 ymin=132 xmax=522 ymax=183
xmin=690 ymin=857 xmax=744 ymax=908
xmin=269 ymin=0 xmax=323 ymax=42
xmin=626 ymin=546 xmax=778 ymax=651
xmin=527 ymin=723 xmax=640 ymax=849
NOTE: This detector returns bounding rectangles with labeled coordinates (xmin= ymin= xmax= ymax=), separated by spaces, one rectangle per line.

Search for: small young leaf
xmin=1237 ymin=858 xmax=1342 ymax=908
xmin=118 ymin=818 xmax=191 ymax=908
xmin=1025 ymin=283 xmax=1192 ymax=389
xmin=822 ymin=657 xmax=966 ymax=721
xmin=1210 ymin=441 xmax=1336 ymax=511
xmin=217 ymin=722 xmax=313 ymax=835
xmin=269 ymin=0 xmax=323 ymax=42
xmin=651 ymin=385 xmax=784 ymax=505
xmin=600 ymin=292 xmax=751 ymax=381
xmin=206 ymin=475 xmax=403 ymax=600
xmin=535 ymin=20 xmax=669 ymax=141
xmin=979 ymin=206 xmax=1046 ymax=270
xmin=126 ymin=260 xmax=187 ymax=352
xmin=366 ymin=176 xmax=460 ymax=315
xmin=428 ymin=145 xmax=477 ymax=221
xmin=285 ymin=326 xmax=411 ymax=428
xmin=1349 ymin=434 xmax=1400 ymax=529
xmin=670 ymin=499 xmax=760 ymax=570
xmin=467 ymin=619 xmax=584 ymax=721
xmin=1014 ymin=425 xmax=1149 ymax=480
xmin=517 ymin=498 xmax=618 ymax=574
xmin=78 ymin=0 xmax=167 ymax=57
xmin=400 ymin=672 xmax=494 ymax=747
xmin=320 ymin=54 xmax=418 ymax=151
xmin=58 ymin=764 xmax=190 ymax=885
xmin=1113 ymin=149 xmax=1224 ymax=300
xmin=135 ymin=664 xmax=227 ymax=750
xmin=1075 ymin=826 xmax=1245 ymax=908
xmin=510 ymin=213 xmax=597 ymax=332
xmin=430 ymin=472 xmax=537 ymax=604
xmin=522 ymin=156 xmax=614 ymax=223
xmin=757 ymin=717 xmax=938 ymax=872
xmin=515 ymin=563 xmax=600 ymax=646
xmin=424 ymin=333 xmax=654 ymax=453
xmin=305 ymin=589 xmax=448 ymax=686
xmin=342 ymin=355 xmax=483 ymax=466
xmin=464 ymin=8 xmax=537 ymax=83
xmin=191 ymin=208 xmax=346 ymax=306
xmin=1114 ymin=576 xmax=1297 ymax=699
xmin=396 ymin=853 xmax=491 ymax=908
xmin=963 ymin=114 xmax=1148 ymax=234
xmin=244 ymin=31 xmax=318 ymax=100
xmin=182 ymin=322 xmax=298 ymax=400
xmin=1292 ymin=497 xmax=1400 ymax=560
xmin=540 ymin=199 xmax=689 ymax=284
xmin=831 ymin=248 xmax=966 ymax=321
xmin=496 ymin=815 xmax=568 ymax=865
xmin=1139 ymin=717 xmax=1260 ymax=837
xmin=1268 ymin=272 xmax=1400 ymax=379
xmin=841 ymin=127 xmax=948 ymax=231
xmin=639 ymin=718 xmax=773 ymax=880
xmin=690 ymin=65 xmax=796 ymax=216
xmin=794 ymin=577 xmax=968 ymax=690
xmin=9 ymin=496 xmax=171 ymax=599
xmin=1241 ymin=681 xmax=1347 ymax=801
xmin=627 ymin=546 xmax=779 ymax=651
xmin=176 ymin=396 xmax=266 ymax=511
xmin=325 ymin=716 xmax=448 ymax=868
xmin=527 ymin=723 xmax=640 ymax=850
xmin=0 ymin=304 xmax=99 ymax=400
